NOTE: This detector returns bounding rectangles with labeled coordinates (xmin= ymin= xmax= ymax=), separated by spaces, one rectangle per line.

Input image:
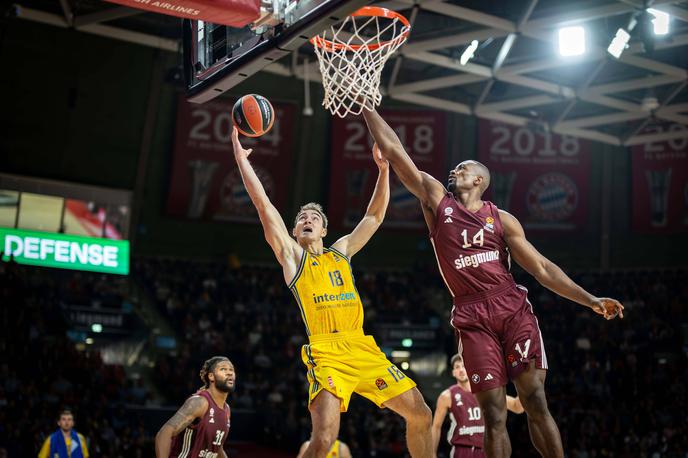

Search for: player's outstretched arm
xmin=155 ymin=395 xmax=208 ymax=458
xmin=431 ymin=389 xmax=451 ymax=454
xmin=332 ymin=144 xmax=389 ymax=258
xmin=231 ymin=127 xmax=301 ymax=280
xmin=361 ymin=108 xmax=445 ymax=211
xmin=500 ymin=210 xmax=624 ymax=319
xmin=506 ymin=395 xmax=524 ymax=414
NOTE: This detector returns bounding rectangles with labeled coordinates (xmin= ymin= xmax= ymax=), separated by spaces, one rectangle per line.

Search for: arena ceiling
xmin=11 ymin=0 xmax=688 ymax=146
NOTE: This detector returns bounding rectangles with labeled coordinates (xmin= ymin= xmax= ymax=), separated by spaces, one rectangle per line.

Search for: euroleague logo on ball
xmin=526 ymin=173 xmax=578 ymax=222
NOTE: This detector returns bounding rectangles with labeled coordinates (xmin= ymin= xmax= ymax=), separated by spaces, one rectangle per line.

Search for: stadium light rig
xmin=608 ymin=28 xmax=631 ymax=58
xmin=460 ymin=40 xmax=479 ymax=65
xmin=558 ymin=26 xmax=586 ymax=56
xmin=647 ymin=8 xmax=670 ymax=35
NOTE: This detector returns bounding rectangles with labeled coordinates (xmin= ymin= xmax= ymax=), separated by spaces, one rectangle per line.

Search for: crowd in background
xmin=0 ymin=260 xmax=152 ymax=457
xmin=1 ymin=254 xmax=686 ymax=457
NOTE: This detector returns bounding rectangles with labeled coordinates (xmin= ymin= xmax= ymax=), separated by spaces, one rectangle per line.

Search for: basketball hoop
xmin=311 ymin=6 xmax=411 ymax=118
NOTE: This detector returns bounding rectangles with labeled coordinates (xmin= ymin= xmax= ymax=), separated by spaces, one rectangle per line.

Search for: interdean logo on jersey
xmin=312 ymin=291 xmax=357 ymax=303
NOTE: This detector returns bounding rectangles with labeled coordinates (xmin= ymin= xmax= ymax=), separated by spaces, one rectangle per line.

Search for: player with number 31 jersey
xmin=155 ymin=357 xmax=233 ymax=458
xmin=363 ymin=107 xmax=624 ymax=457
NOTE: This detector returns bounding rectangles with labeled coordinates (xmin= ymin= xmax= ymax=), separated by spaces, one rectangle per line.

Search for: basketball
xmin=232 ymin=94 xmax=275 ymax=137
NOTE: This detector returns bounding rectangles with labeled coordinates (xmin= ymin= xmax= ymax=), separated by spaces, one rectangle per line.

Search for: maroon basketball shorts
xmin=451 ymin=282 xmax=548 ymax=393
xmin=452 ymin=445 xmax=485 ymax=458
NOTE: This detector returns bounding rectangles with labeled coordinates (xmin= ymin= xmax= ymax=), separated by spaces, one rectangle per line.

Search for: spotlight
xmin=460 ymin=40 xmax=479 ymax=65
xmin=558 ymin=26 xmax=586 ymax=56
xmin=647 ymin=8 xmax=669 ymax=35
xmin=607 ymin=28 xmax=631 ymax=58
xmin=400 ymin=361 xmax=410 ymax=370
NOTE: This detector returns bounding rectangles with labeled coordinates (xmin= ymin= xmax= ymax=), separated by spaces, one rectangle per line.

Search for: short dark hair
xmin=199 ymin=356 xmax=231 ymax=388
xmin=450 ymin=353 xmax=463 ymax=368
xmin=57 ymin=409 xmax=73 ymax=420
xmin=294 ymin=202 xmax=328 ymax=228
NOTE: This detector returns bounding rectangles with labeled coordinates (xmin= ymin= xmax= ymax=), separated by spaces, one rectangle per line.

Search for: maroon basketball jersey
xmin=430 ymin=194 xmax=515 ymax=300
xmin=169 ymin=390 xmax=230 ymax=458
xmin=447 ymin=384 xmax=484 ymax=449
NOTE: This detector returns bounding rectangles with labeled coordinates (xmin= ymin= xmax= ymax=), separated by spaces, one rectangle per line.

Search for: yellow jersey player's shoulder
xmin=326 ymin=246 xmax=349 ymax=262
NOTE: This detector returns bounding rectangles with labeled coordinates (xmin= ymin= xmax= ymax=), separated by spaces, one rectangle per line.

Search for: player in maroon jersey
xmin=155 ymin=356 xmax=234 ymax=458
xmin=362 ymin=108 xmax=624 ymax=458
xmin=432 ymin=354 xmax=524 ymax=457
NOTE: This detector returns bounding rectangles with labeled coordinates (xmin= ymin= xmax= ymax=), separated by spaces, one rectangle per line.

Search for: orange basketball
xmin=232 ymin=94 xmax=275 ymax=137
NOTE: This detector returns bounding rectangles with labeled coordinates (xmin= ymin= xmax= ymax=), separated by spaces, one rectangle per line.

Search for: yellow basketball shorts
xmin=301 ymin=329 xmax=417 ymax=412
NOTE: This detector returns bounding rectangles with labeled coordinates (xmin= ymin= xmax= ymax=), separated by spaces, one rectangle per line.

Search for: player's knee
xmin=409 ymin=401 xmax=432 ymax=427
xmin=522 ymin=386 xmax=550 ymax=419
xmin=482 ymin=403 xmax=508 ymax=431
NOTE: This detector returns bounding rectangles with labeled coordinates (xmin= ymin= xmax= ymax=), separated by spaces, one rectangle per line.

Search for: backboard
xmin=183 ymin=0 xmax=370 ymax=103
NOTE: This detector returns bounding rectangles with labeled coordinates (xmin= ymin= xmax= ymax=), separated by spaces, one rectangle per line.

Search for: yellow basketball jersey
xmin=289 ymin=247 xmax=363 ymax=336
xmin=327 ymin=440 xmax=341 ymax=457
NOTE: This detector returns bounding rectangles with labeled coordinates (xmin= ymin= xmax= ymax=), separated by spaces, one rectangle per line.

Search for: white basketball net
xmin=312 ymin=10 xmax=410 ymax=118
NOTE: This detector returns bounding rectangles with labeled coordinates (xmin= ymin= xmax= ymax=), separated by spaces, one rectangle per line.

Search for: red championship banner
xmin=166 ymin=95 xmax=295 ymax=223
xmin=328 ymin=110 xmax=446 ymax=230
xmin=632 ymin=124 xmax=688 ymax=233
xmin=478 ymin=120 xmax=591 ymax=231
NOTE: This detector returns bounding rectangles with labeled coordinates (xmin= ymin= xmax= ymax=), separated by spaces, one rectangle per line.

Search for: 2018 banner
xmin=166 ymin=95 xmax=296 ymax=223
xmin=478 ymin=121 xmax=591 ymax=231
xmin=632 ymin=124 xmax=688 ymax=233
xmin=328 ymin=110 xmax=446 ymax=230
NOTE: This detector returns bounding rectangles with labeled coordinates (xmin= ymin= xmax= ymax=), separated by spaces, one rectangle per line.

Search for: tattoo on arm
xmin=165 ymin=396 xmax=206 ymax=435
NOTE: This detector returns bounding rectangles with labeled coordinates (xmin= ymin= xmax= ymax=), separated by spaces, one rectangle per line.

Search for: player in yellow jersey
xmin=297 ymin=439 xmax=352 ymax=458
xmin=231 ymin=127 xmax=432 ymax=458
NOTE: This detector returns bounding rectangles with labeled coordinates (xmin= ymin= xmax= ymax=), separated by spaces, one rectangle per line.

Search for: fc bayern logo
xmin=220 ymin=167 xmax=275 ymax=217
xmin=526 ymin=173 xmax=578 ymax=222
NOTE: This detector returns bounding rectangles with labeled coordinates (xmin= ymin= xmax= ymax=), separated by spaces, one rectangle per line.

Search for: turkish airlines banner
xmin=631 ymin=124 xmax=688 ymax=233
xmin=104 ymin=0 xmax=260 ymax=27
xmin=328 ymin=111 xmax=447 ymax=230
xmin=166 ymin=95 xmax=296 ymax=223
xmin=478 ymin=120 xmax=591 ymax=231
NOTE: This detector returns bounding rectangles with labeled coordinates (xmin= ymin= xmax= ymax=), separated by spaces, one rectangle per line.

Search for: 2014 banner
xmin=328 ymin=110 xmax=446 ymax=230
xmin=632 ymin=124 xmax=688 ymax=233
xmin=478 ymin=121 xmax=591 ymax=231
xmin=166 ymin=95 xmax=296 ymax=223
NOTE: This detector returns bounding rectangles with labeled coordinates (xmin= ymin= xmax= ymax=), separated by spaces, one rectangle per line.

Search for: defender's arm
xmin=362 ymin=108 xmax=445 ymax=212
xmin=506 ymin=395 xmax=524 ymax=414
xmin=232 ymin=127 xmax=301 ymax=280
xmin=155 ymin=395 xmax=208 ymax=458
xmin=431 ymin=389 xmax=451 ymax=453
xmin=500 ymin=210 xmax=624 ymax=319
xmin=332 ymin=144 xmax=389 ymax=258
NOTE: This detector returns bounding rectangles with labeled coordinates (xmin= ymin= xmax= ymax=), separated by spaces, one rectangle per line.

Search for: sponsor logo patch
xmin=444 ymin=217 xmax=453 ymax=223
xmin=471 ymin=374 xmax=480 ymax=384
xmin=327 ymin=376 xmax=335 ymax=388
xmin=375 ymin=378 xmax=388 ymax=390
xmin=484 ymin=216 xmax=495 ymax=233
xmin=485 ymin=373 xmax=494 ymax=381
xmin=444 ymin=207 xmax=454 ymax=216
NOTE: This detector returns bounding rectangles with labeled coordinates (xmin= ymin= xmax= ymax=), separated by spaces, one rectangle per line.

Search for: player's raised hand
xmin=372 ymin=143 xmax=389 ymax=170
xmin=590 ymin=297 xmax=624 ymax=320
xmin=231 ymin=126 xmax=253 ymax=160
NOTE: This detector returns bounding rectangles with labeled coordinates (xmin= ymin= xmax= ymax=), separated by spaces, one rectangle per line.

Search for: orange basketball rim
xmin=310 ymin=6 xmax=411 ymax=52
